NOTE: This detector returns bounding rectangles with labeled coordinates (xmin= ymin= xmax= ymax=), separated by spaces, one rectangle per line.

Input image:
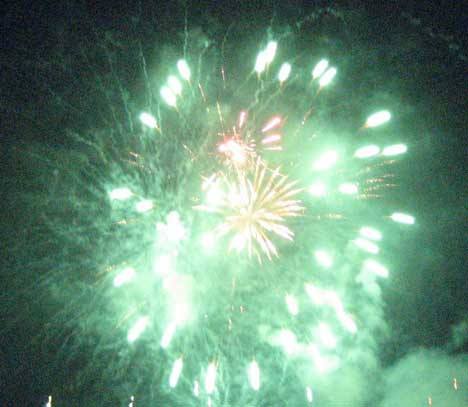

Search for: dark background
xmin=1 ymin=0 xmax=467 ymax=405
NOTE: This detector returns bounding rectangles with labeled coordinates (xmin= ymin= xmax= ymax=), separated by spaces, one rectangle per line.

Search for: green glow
xmin=127 ymin=316 xmax=149 ymax=343
xmin=354 ymin=145 xmax=380 ymax=158
xmin=169 ymin=357 xmax=183 ymax=388
xmin=339 ymin=182 xmax=358 ymax=195
xmin=365 ymin=110 xmax=391 ymax=128
xmin=285 ymin=294 xmax=299 ymax=316
xmin=109 ymin=187 xmax=132 ymax=201
xmin=201 ymin=232 xmax=216 ymax=251
xmin=313 ymin=150 xmax=338 ymax=171
xmin=177 ymin=59 xmax=191 ymax=81
xmin=204 ymin=362 xmax=217 ymax=394
xmin=139 ymin=112 xmax=157 ymax=129
xmin=247 ymin=360 xmax=261 ymax=391
xmin=312 ymin=59 xmax=329 ymax=79
xmin=308 ymin=181 xmax=327 ymax=197
xmin=168 ymin=75 xmax=182 ymax=95
xmin=319 ymin=67 xmax=337 ymax=87
xmin=135 ymin=199 xmax=153 ymax=213
xmin=363 ymin=259 xmax=389 ymax=278
xmin=160 ymin=86 xmax=177 ymax=107
xmin=354 ymin=237 xmax=379 ymax=254
xmin=391 ymin=212 xmax=415 ymax=225
xmin=359 ymin=226 xmax=382 ymax=241
xmin=113 ymin=267 xmax=136 ymax=287
xmin=382 ymin=143 xmax=407 ymax=156
xmin=278 ymin=62 xmax=292 ymax=82
xmin=314 ymin=249 xmax=333 ymax=268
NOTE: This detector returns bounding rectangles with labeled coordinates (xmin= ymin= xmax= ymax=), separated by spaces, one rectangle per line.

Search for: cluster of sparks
xmin=101 ymin=39 xmax=419 ymax=403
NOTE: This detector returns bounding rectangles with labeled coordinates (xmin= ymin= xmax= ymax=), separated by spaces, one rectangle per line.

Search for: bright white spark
xmin=359 ymin=226 xmax=382 ymax=241
xmin=337 ymin=311 xmax=357 ymax=334
xmin=363 ymin=259 xmax=389 ymax=278
xmin=168 ymin=75 xmax=182 ymax=95
xmin=354 ymin=145 xmax=381 ymax=158
xmin=382 ymin=143 xmax=407 ymax=156
xmin=316 ymin=322 xmax=337 ymax=349
xmin=255 ymin=50 xmax=268 ymax=74
xmin=285 ymin=294 xmax=299 ymax=316
xmin=204 ymin=362 xmax=217 ymax=395
xmin=177 ymin=59 xmax=191 ymax=81
xmin=113 ymin=267 xmax=136 ymax=287
xmin=261 ymin=116 xmax=281 ymax=132
xmin=319 ymin=67 xmax=337 ymax=87
xmin=391 ymin=212 xmax=415 ymax=225
xmin=264 ymin=41 xmax=278 ymax=64
xmin=312 ymin=59 xmax=329 ymax=79
xmin=169 ymin=357 xmax=184 ymax=388
xmin=365 ymin=110 xmax=391 ymax=128
xmin=339 ymin=182 xmax=358 ymax=195
xmin=248 ymin=360 xmax=261 ymax=391
xmin=354 ymin=237 xmax=380 ymax=254
xmin=278 ymin=62 xmax=292 ymax=82
xmin=313 ymin=150 xmax=338 ymax=171
xmin=135 ymin=199 xmax=153 ymax=213
xmin=154 ymin=254 xmax=173 ymax=275
xmin=193 ymin=380 xmax=200 ymax=397
xmin=127 ymin=316 xmax=149 ymax=343
xmin=160 ymin=86 xmax=177 ymax=107
xmin=306 ymin=386 xmax=314 ymax=403
xmin=139 ymin=112 xmax=158 ymax=129
xmin=314 ymin=250 xmax=333 ymax=268
xmin=160 ymin=322 xmax=177 ymax=349
xmin=308 ymin=181 xmax=327 ymax=197
xmin=278 ymin=329 xmax=298 ymax=355
xmin=109 ymin=187 xmax=132 ymax=201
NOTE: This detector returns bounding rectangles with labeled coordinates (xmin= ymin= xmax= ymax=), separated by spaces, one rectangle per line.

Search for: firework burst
xmin=31 ymin=14 xmax=418 ymax=406
xmin=196 ymin=157 xmax=303 ymax=260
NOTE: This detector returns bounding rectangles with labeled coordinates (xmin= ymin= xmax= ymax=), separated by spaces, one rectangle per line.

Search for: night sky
xmin=1 ymin=1 xmax=467 ymax=406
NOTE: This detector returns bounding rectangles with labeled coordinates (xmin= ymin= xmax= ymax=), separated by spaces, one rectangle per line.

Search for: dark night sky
xmin=1 ymin=1 xmax=467 ymax=406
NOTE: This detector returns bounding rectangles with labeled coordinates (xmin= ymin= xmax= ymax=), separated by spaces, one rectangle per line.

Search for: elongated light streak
xmin=160 ymin=86 xmax=177 ymax=107
xmin=285 ymin=294 xmax=299 ymax=315
xmin=365 ymin=110 xmax=391 ymax=128
xmin=363 ymin=259 xmax=389 ymax=278
xmin=314 ymin=250 xmax=333 ymax=268
xmin=262 ymin=116 xmax=281 ymax=132
xmin=109 ymin=187 xmax=132 ymax=201
xmin=127 ymin=316 xmax=149 ymax=343
xmin=382 ymin=143 xmax=407 ymax=156
xmin=177 ymin=59 xmax=191 ymax=81
xmin=113 ymin=267 xmax=136 ymax=287
xmin=306 ymin=386 xmax=314 ymax=403
xmin=391 ymin=212 xmax=415 ymax=225
xmin=319 ymin=67 xmax=337 ymax=87
xmin=278 ymin=62 xmax=292 ymax=82
xmin=169 ymin=357 xmax=184 ymax=388
xmin=359 ymin=226 xmax=382 ymax=241
xmin=354 ymin=237 xmax=379 ymax=254
xmin=135 ymin=199 xmax=153 ymax=213
xmin=205 ymin=362 xmax=217 ymax=394
xmin=313 ymin=150 xmax=338 ymax=171
xmin=354 ymin=145 xmax=380 ymax=158
xmin=312 ymin=59 xmax=329 ymax=79
xmin=139 ymin=112 xmax=158 ymax=129
xmin=168 ymin=75 xmax=182 ymax=95
xmin=248 ymin=360 xmax=261 ymax=391
xmin=160 ymin=322 xmax=177 ymax=349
